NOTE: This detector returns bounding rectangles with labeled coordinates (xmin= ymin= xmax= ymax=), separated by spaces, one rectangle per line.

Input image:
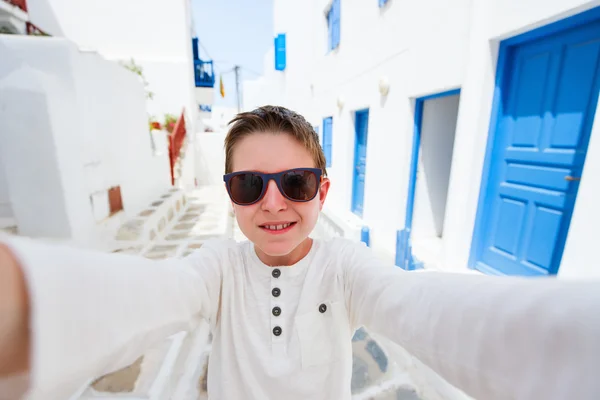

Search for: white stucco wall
xmin=195 ymin=131 xmax=226 ymax=186
xmin=243 ymin=0 xmax=600 ymax=277
xmin=26 ymin=0 xmax=199 ymax=134
xmin=0 ymin=36 xmax=171 ymax=240
xmin=0 ymin=161 xmax=12 ymax=221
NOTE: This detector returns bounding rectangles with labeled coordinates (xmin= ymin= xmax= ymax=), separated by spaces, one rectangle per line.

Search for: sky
xmin=191 ymin=0 xmax=274 ymax=108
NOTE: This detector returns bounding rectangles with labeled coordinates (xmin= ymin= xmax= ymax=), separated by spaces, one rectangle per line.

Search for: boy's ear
xmin=319 ymin=178 xmax=330 ymax=210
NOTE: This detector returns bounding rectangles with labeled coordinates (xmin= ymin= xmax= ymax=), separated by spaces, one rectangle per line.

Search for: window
xmin=322 ymin=117 xmax=333 ymax=167
xmin=327 ymin=0 xmax=340 ymax=51
xmin=274 ymin=33 xmax=286 ymax=71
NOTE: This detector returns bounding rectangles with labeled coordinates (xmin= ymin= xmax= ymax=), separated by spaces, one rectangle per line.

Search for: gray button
xmin=272 ymin=269 xmax=281 ymax=278
xmin=272 ymin=306 xmax=281 ymax=316
xmin=319 ymin=303 xmax=327 ymax=313
xmin=272 ymin=288 xmax=281 ymax=297
xmin=273 ymin=326 xmax=282 ymax=336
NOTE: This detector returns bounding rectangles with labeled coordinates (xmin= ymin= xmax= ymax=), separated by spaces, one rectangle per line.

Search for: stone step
xmin=113 ymin=188 xmax=188 ymax=246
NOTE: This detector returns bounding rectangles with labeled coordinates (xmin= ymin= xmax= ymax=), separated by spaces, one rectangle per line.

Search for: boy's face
xmin=230 ymin=132 xmax=330 ymax=265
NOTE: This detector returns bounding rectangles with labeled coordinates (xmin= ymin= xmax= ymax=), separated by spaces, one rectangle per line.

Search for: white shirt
xmin=3 ymin=235 xmax=600 ymax=399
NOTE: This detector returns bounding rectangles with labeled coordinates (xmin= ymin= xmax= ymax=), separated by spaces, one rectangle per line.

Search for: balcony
xmin=194 ymin=59 xmax=215 ymax=88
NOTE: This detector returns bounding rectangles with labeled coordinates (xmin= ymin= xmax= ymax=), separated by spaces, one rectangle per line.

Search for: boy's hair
xmin=224 ymin=105 xmax=327 ymax=176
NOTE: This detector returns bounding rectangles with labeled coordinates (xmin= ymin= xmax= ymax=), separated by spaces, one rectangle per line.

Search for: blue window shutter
xmin=323 ymin=117 xmax=333 ymax=167
xmin=274 ymin=34 xmax=286 ymax=71
xmin=332 ymin=0 xmax=341 ymax=49
xmin=327 ymin=9 xmax=333 ymax=51
xmin=192 ymin=37 xmax=199 ymax=60
xmin=379 ymin=0 xmax=388 ymax=7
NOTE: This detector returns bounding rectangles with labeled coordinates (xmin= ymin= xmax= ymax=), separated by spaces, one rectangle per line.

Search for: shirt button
xmin=273 ymin=326 xmax=282 ymax=336
xmin=319 ymin=303 xmax=327 ymax=313
xmin=272 ymin=306 xmax=281 ymax=316
xmin=272 ymin=288 xmax=281 ymax=297
xmin=272 ymin=268 xmax=281 ymax=278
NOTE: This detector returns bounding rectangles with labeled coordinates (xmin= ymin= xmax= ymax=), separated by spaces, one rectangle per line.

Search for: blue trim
xmin=501 ymin=6 xmax=600 ymax=46
xmin=416 ymin=88 xmax=461 ymax=102
xmin=468 ymin=5 xmax=600 ymax=272
xmin=199 ymin=104 xmax=212 ymax=112
xmin=274 ymin=34 xmax=286 ymax=71
xmin=361 ymin=226 xmax=371 ymax=246
xmin=351 ymin=109 xmax=369 ymax=217
xmin=467 ymin=43 xmax=510 ymax=269
xmin=322 ymin=117 xmax=333 ymax=168
xmin=192 ymin=38 xmax=199 ymax=61
xmin=395 ymin=88 xmax=461 ymax=270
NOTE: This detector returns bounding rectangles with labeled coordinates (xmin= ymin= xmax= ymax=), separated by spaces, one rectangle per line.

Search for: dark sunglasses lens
xmin=229 ymin=173 xmax=264 ymax=204
xmin=281 ymin=170 xmax=318 ymax=201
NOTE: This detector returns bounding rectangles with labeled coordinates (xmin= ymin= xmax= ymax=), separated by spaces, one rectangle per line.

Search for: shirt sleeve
xmin=342 ymin=240 xmax=600 ymax=400
xmin=1 ymin=235 xmax=225 ymax=400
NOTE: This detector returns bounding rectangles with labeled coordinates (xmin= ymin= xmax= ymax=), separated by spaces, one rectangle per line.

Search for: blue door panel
xmin=476 ymin=19 xmax=600 ymax=276
xmin=552 ymin=40 xmax=600 ymax=149
xmin=352 ymin=110 xmax=369 ymax=217
xmin=505 ymin=164 xmax=571 ymax=192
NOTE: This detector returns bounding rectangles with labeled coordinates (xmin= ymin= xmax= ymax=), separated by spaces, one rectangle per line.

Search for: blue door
xmin=475 ymin=19 xmax=600 ymax=276
xmin=352 ymin=110 xmax=369 ymax=217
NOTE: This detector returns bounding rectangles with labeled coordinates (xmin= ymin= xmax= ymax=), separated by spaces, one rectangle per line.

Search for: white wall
xmin=557 ymin=97 xmax=600 ymax=279
xmin=246 ymin=0 xmax=472 ymax=260
xmin=0 ymin=35 xmax=171 ymax=241
xmin=242 ymin=0 xmax=600 ymax=277
xmin=413 ymin=94 xmax=460 ymax=241
xmin=0 ymin=160 xmax=12 ymax=220
xmin=26 ymin=0 xmax=199 ymax=134
xmin=195 ymin=131 xmax=226 ymax=186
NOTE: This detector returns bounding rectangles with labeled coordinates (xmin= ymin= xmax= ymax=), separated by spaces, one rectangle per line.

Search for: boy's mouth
xmin=259 ymin=221 xmax=297 ymax=234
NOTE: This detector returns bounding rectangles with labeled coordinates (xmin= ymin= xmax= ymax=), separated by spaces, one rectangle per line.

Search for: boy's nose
xmin=261 ymin=180 xmax=287 ymax=212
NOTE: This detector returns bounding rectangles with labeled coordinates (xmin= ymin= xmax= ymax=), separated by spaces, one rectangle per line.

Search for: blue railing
xmin=194 ymin=59 xmax=215 ymax=88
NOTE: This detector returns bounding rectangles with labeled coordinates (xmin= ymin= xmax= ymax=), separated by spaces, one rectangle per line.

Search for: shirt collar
xmin=245 ymin=239 xmax=320 ymax=279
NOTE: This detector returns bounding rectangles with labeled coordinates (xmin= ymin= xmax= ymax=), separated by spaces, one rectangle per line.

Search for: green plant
xmin=120 ymin=58 xmax=154 ymax=100
xmin=164 ymin=114 xmax=178 ymax=133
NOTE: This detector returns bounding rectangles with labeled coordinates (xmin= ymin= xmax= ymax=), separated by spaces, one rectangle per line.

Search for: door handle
xmin=565 ymin=176 xmax=581 ymax=181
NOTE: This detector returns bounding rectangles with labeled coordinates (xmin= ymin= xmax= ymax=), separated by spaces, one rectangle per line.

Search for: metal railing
xmin=5 ymin=0 xmax=27 ymax=12
xmin=194 ymin=60 xmax=215 ymax=88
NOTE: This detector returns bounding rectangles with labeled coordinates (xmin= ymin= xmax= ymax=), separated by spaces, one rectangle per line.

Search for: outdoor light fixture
xmin=337 ymin=96 xmax=345 ymax=110
xmin=379 ymin=76 xmax=390 ymax=96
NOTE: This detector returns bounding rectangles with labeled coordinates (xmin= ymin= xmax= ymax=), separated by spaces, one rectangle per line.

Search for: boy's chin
xmin=258 ymin=240 xmax=297 ymax=257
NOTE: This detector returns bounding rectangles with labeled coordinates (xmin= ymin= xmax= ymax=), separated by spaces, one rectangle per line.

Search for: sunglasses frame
xmin=223 ymin=168 xmax=323 ymax=206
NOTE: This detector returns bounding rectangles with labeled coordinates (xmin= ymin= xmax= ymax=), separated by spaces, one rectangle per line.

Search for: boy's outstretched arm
xmin=0 ymin=235 xmax=223 ymax=400
xmin=343 ymin=242 xmax=600 ymax=400
xmin=0 ymin=243 xmax=30 ymax=377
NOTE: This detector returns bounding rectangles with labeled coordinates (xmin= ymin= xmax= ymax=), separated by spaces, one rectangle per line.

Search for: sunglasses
xmin=223 ymin=168 xmax=323 ymax=205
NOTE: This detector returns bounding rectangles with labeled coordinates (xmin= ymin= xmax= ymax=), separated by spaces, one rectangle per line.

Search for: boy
xmin=0 ymin=106 xmax=599 ymax=400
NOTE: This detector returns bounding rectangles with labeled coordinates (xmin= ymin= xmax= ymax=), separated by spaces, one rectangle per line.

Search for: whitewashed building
xmin=0 ymin=0 xmax=213 ymax=244
xmin=244 ymin=0 xmax=600 ymax=279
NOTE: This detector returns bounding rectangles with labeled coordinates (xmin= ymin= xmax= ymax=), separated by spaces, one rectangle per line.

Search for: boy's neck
xmin=254 ymin=238 xmax=313 ymax=267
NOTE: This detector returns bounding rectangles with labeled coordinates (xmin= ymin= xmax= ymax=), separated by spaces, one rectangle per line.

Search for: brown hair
xmin=224 ymin=105 xmax=327 ymax=175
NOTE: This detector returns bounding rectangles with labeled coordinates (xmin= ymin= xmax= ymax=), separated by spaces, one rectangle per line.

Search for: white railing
xmin=314 ymin=205 xmax=363 ymax=241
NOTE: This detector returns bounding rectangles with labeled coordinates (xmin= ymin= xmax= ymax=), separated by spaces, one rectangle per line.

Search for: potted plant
xmin=164 ymin=114 xmax=178 ymax=133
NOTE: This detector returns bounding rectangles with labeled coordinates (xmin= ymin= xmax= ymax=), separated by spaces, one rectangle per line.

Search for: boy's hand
xmin=0 ymin=243 xmax=30 ymax=377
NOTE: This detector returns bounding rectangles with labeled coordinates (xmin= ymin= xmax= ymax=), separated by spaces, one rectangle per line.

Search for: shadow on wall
xmin=420 ymin=94 xmax=460 ymax=237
